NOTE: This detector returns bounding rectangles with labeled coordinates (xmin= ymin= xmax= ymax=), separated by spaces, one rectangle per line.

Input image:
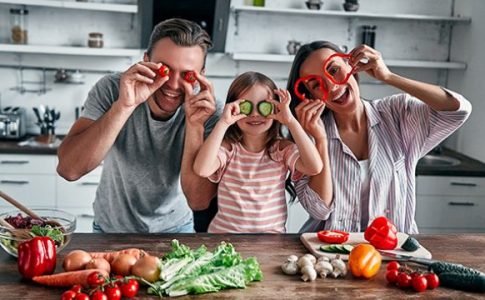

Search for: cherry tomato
xmin=386 ymin=261 xmax=400 ymax=271
xmin=70 ymin=284 xmax=82 ymax=294
xmin=120 ymin=279 xmax=139 ymax=298
xmin=386 ymin=269 xmax=399 ymax=284
xmin=74 ymin=293 xmax=89 ymax=300
xmin=112 ymin=275 xmax=124 ymax=287
xmin=87 ymin=271 xmax=106 ymax=287
xmin=396 ymin=272 xmax=412 ymax=288
xmin=183 ymin=71 xmax=196 ymax=83
xmin=158 ymin=65 xmax=170 ymax=77
xmin=105 ymin=285 xmax=122 ymax=300
xmin=426 ymin=273 xmax=440 ymax=289
xmin=91 ymin=291 xmax=108 ymax=300
xmin=412 ymin=274 xmax=428 ymax=292
xmin=61 ymin=290 xmax=77 ymax=300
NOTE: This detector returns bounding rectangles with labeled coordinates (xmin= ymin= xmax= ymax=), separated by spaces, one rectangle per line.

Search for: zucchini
xmin=429 ymin=261 xmax=482 ymax=276
xmin=439 ymin=272 xmax=485 ymax=292
xmin=257 ymin=101 xmax=273 ymax=117
xmin=239 ymin=100 xmax=253 ymax=115
xmin=401 ymin=236 xmax=420 ymax=251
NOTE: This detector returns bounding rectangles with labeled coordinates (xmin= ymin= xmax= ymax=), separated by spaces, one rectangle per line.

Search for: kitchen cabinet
xmin=416 ymin=176 xmax=485 ymax=233
xmin=0 ymin=154 xmax=100 ymax=233
xmin=286 ymin=200 xmax=309 ymax=233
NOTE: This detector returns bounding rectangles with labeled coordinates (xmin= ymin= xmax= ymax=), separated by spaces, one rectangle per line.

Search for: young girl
xmin=193 ymin=71 xmax=324 ymax=233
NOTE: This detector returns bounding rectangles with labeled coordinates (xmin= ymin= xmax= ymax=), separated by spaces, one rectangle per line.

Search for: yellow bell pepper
xmin=348 ymin=244 xmax=382 ymax=279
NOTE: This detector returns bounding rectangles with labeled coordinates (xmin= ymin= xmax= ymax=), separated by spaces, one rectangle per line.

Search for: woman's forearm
xmin=308 ymin=138 xmax=333 ymax=206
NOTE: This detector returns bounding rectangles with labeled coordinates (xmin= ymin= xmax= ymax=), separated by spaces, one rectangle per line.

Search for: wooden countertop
xmin=1 ymin=233 xmax=485 ymax=299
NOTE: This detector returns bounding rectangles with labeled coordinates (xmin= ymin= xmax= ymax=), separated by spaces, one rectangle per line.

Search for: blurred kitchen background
xmin=0 ymin=0 xmax=484 ymax=233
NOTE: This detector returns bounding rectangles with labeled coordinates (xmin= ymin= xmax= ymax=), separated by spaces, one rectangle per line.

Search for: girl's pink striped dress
xmin=208 ymin=140 xmax=302 ymax=233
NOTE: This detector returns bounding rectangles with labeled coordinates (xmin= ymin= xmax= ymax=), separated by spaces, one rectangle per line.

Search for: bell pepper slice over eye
xmin=17 ymin=236 xmax=57 ymax=279
xmin=317 ymin=230 xmax=350 ymax=244
xmin=158 ymin=65 xmax=170 ymax=77
xmin=293 ymin=75 xmax=327 ymax=102
xmin=183 ymin=71 xmax=197 ymax=83
xmin=364 ymin=216 xmax=398 ymax=250
xmin=257 ymin=101 xmax=273 ymax=117
xmin=239 ymin=100 xmax=253 ymax=115
xmin=322 ymin=53 xmax=356 ymax=85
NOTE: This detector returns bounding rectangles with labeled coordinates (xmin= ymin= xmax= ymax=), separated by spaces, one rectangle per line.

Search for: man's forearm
xmin=57 ymin=101 xmax=135 ymax=181
xmin=181 ymin=124 xmax=217 ymax=211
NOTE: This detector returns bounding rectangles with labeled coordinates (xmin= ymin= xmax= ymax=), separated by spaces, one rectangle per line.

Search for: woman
xmin=288 ymin=41 xmax=471 ymax=234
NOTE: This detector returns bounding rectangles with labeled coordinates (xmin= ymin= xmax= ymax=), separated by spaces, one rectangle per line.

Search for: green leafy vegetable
xmin=30 ymin=225 xmax=64 ymax=244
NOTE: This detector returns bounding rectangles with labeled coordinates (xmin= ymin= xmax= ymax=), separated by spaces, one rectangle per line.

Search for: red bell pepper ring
xmin=317 ymin=230 xmax=350 ymax=244
xmin=183 ymin=71 xmax=197 ymax=83
xmin=364 ymin=216 xmax=398 ymax=250
xmin=158 ymin=65 xmax=170 ymax=77
xmin=322 ymin=53 xmax=357 ymax=85
xmin=293 ymin=75 xmax=328 ymax=102
xmin=17 ymin=236 xmax=57 ymax=279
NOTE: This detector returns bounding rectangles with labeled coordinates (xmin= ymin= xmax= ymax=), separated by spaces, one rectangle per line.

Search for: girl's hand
xmin=267 ymin=89 xmax=297 ymax=126
xmin=219 ymin=100 xmax=246 ymax=128
xmin=295 ymin=99 xmax=327 ymax=141
xmin=349 ymin=44 xmax=393 ymax=82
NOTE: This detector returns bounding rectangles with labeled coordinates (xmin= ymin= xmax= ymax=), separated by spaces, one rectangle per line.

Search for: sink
xmin=418 ymin=155 xmax=461 ymax=167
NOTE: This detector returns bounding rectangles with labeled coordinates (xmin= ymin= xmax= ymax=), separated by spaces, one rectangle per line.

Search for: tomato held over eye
xmin=183 ymin=71 xmax=197 ymax=83
xmin=158 ymin=65 xmax=170 ymax=77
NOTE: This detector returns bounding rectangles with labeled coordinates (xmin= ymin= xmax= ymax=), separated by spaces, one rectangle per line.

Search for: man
xmin=57 ymin=18 xmax=220 ymax=233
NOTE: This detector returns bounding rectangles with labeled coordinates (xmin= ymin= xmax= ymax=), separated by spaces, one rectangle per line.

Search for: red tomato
xmin=183 ymin=71 xmax=197 ymax=83
xmin=426 ymin=273 xmax=440 ymax=289
xmin=105 ymin=285 xmax=122 ymax=300
xmin=317 ymin=230 xmax=349 ymax=244
xmin=386 ymin=261 xmax=400 ymax=271
xmin=74 ymin=293 xmax=89 ymax=300
xmin=386 ymin=269 xmax=399 ymax=284
xmin=61 ymin=290 xmax=77 ymax=300
xmin=158 ymin=65 xmax=170 ymax=77
xmin=412 ymin=274 xmax=428 ymax=292
xmin=120 ymin=279 xmax=139 ymax=298
xmin=91 ymin=291 xmax=108 ymax=300
xmin=70 ymin=284 xmax=82 ymax=294
xmin=396 ymin=272 xmax=412 ymax=288
xmin=87 ymin=271 xmax=106 ymax=287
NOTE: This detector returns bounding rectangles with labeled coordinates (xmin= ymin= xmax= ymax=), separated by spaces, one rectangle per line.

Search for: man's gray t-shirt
xmin=81 ymin=73 xmax=221 ymax=233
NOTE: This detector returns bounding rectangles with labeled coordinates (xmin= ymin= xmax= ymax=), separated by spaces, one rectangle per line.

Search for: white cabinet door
xmin=0 ymin=174 xmax=56 ymax=209
xmin=287 ymin=201 xmax=309 ymax=233
xmin=56 ymin=175 xmax=99 ymax=208
xmin=0 ymin=154 xmax=56 ymax=174
xmin=61 ymin=207 xmax=94 ymax=233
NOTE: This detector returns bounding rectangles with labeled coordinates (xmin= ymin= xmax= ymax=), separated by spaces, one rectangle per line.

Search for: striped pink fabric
xmin=208 ymin=140 xmax=302 ymax=233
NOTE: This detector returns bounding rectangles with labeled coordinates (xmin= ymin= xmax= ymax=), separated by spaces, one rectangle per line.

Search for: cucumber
xmin=257 ymin=101 xmax=273 ymax=117
xmin=343 ymin=245 xmax=354 ymax=254
xmin=320 ymin=245 xmax=335 ymax=253
xmin=429 ymin=261 xmax=482 ymax=276
xmin=439 ymin=272 xmax=485 ymax=292
xmin=320 ymin=244 xmax=353 ymax=254
xmin=401 ymin=236 xmax=420 ymax=251
xmin=239 ymin=100 xmax=253 ymax=115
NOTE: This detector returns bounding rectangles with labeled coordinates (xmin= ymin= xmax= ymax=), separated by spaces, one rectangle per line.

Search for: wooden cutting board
xmin=300 ymin=232 xmax=432 ymax=261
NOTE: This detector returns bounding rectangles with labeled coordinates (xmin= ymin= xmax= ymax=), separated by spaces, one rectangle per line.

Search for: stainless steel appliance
xmin=0 ymin=106 xmax=27 ymax=139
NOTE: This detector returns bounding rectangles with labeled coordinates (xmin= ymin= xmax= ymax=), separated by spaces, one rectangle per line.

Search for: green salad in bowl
xmin=0 ymin=208 xmax=76 ymax=257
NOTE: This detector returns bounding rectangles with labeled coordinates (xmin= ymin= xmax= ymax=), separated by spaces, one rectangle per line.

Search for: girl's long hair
xmin=224 ymin=71 xmax=296 ymax=202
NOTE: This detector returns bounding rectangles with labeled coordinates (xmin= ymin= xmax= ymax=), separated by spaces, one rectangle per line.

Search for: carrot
xmin=88 ymin=248 xmax=147 ymax=263
xmin=32 ymin=269 xmax=109 ymax=287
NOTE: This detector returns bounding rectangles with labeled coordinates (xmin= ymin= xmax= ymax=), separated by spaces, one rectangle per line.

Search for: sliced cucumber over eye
xmin=257 ymin=101 xmax=273 ymax=117
xmin=239 ymin=100 xmax=253 ymax=115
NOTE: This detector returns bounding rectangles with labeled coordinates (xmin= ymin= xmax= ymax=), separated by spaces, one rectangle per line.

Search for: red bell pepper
xmin=322 ymin=52 xmax=356 ymax=85
xmin=317 ymin=230 xmax=350 ymax=244
xmin=17 ymin=236 xmax=57 ymax=279
xmin=364 ymin=216 xmax=398 ymax=250
xmin=293 ymin=75 xmax=328 ymax=102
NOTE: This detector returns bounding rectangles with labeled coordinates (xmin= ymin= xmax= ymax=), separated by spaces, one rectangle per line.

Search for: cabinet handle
xmin=80 ymin=182 xmax=99 ymax=186
xmin=448 ymin=201 xmax=475 ymax=206
xmin=0 ymin=180 xmax=29 ymax=185
xmin=77 ymin=214 xmax=94 ymax=218
xmin=0 ymin=160 xmax=29 ymax=165
xmin=450 ymin=182 xmax=477 ymax=187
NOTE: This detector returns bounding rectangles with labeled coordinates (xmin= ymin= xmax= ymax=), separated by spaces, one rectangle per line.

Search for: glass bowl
xmin=0 ymin=208 xmax=76 ymax=257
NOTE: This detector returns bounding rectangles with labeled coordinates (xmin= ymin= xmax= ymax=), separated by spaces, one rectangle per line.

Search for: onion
xmin=85 ymin=258 xmax=111 ymax=274
xmin=131 ymin=255 xmax=160 ymax=282
xmin=111 ymin=253 xmax=138 ymax=276
xmin=62 ymin=250 xmax=92 ymax=271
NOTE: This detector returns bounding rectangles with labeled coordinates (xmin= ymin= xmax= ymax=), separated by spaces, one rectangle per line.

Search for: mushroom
xmin=315 ymin=259 xmax=333 ymax=278
xmin=302 ymin=254 xmax=317 ymax=265
xmin=301 ymin=264 xmax=317 ymax=282
xmin=330 ymin=255 xmax=347 ymax=278
xmin=297 ymin=255 xmax=315 ymax=272
xmin=281 ymin=255 xmax=299 ymax=275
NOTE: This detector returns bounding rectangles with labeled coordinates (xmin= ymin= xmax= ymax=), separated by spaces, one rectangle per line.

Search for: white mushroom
xmin=317 ymin=256 xmax=330 ymax=263
xmin=281 ymin=255 xmax=299 ymax=275
xmin=302 ymin=254 xmax=317 ymax=265
xmin=300 ymin=264 xmax=317 ymax=282
xmin=314 ymin=260 xmax=333 ymax=278
xmin=330 ymin=255 xmax=347 ymax=278
xmin=297 ymin=255 xmax=315 ymax=271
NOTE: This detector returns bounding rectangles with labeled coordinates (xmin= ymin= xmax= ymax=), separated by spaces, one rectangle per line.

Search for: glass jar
xmin=10 ymin=7 xmax=28 ymax=44
xmin=88 ymin=32 xmax=104 ymax=48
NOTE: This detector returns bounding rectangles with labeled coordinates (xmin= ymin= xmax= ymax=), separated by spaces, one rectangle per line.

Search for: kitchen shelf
xmin=0 ymin=0 xmax=137 ymax=13
xmin=231 ymin=52 xmax=467 ymax=70
xmin=0 ymin=44 xmax=141 ymax=57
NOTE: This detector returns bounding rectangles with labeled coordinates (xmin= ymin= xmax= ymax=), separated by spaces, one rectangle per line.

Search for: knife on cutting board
xmin=379 ymin=250 xmax=485 ymax=293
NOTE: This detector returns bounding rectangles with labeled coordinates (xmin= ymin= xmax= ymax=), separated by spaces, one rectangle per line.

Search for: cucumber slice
xmin=320 ymin=245 xmax=336 ymax=253
xmin=257 ymin=101 xmax=273 ymax=117
xmin=343 ymin=245 xmax=354 ymax=254
xmin=239 ymin=100 xmax=253 ymax=115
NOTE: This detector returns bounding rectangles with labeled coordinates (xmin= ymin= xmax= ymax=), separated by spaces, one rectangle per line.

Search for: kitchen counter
xmin=0 ymin=136 xmax=61 ymax=155
xmin=1 ymin=233 xmax=485 ymax=299
xmin=416 ymin=147 xmax=485 ymax=177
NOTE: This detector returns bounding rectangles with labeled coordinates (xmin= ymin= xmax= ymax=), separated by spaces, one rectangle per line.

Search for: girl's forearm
xmin=287 ymin=119 xmax=323 ymax=175
xmin=308 ymin=138 xmax=333 ymax=206
xmin=193 ymin=121 xmax=228 ymax=177
xmin=384 ymin=73 xmax=460 ymax=111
